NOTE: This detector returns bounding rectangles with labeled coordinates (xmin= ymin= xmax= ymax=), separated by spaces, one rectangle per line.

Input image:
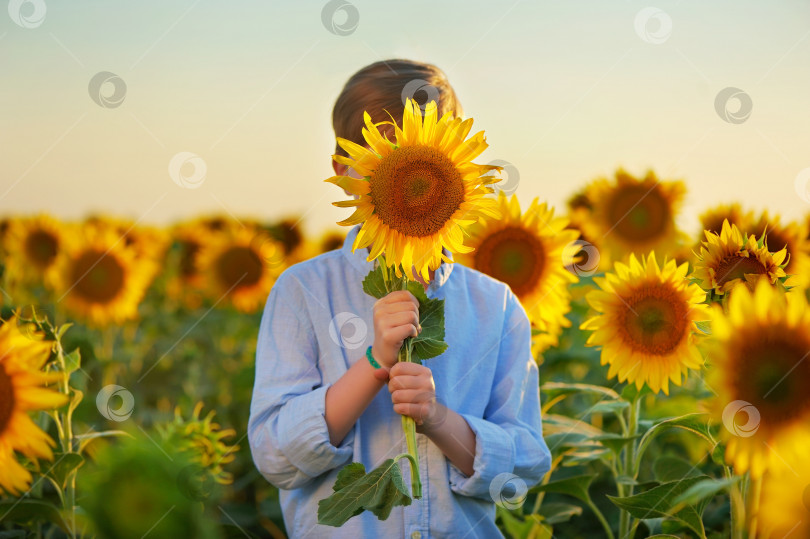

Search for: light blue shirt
xmin=248 ymin=225 xmax=551 ymax=538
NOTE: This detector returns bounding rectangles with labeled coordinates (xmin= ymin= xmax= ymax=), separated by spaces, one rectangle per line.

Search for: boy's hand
xmin=388 ymin=362 xmax=444 ymax=431
xmin=371 ymin=290 xmax=420 ymax=369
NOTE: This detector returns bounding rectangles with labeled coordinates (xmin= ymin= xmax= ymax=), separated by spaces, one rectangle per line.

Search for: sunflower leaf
xmin=406 ymin=281 xmax=448 ymax=361
xmin=0 ymin=500 xmax=70 ymax=532
xmin=537 ymin=502 xmax=584 ymax=524
xmin=64 ymin=348 xmax=81 ymax=374
xmin=607 ymin=476 xmax=709 ymax=538
xmin=541 ymin=382 xmax=621 ymax=401
xmin=49 ymin=452 xmax=85 ymax=490
xmin=361 ymin=265 xmax=391 ymax=299
xmin=529 ymin=473 xmax=597 ymax=505
xmin=653 ymin=455 xmax=702 ymax=483
xmin=317 ymin=458 xmax=412 ymax=527
xmin=670 ymin=476 xmax=741 ymax=511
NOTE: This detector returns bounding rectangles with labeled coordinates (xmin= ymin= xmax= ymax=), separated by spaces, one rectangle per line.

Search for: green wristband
xmin=366 ymin=346 xmax=382 ymax=369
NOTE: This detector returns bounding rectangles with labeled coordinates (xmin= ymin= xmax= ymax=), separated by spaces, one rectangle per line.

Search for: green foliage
xmin=317 ymin=458 xmax=413 ymax=527
xmin=81 ymin=436 xmax=222 ymax=539
xmin=0 ymin=500 xmax=70 ymax=533
xmin=608 ymin=476 xmax=711 ymax=538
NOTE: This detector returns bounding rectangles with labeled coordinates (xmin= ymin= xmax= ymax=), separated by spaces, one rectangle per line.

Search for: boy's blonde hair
xmin=331 ymin=59 xmax=462 ymax=158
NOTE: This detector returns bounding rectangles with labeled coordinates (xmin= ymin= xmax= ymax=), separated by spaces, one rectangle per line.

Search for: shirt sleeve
xmin=447 ymin=288 xmax=552 ymax=501
xmin=247 ymin=270 xmax=355 ymax=490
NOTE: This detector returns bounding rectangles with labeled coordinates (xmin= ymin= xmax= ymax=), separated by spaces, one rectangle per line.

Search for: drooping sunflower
xmin=195 ymin=225 xmax=285 ymax=313
xmin=698 ymin=203 xmax=748 ymax=236
xmin=456 ymin=193 xmax=579 ymax=354
xmin=692 ymin=219 xmax=787 ymax=296
xmin=46 ymin=225 xmax=154 ymax=327
xmin=582 ymin=169 xmax=688 ymax=264
xmin=326 ymin=98 xmax=501 ymax=281
xmin=156 ymin=402 xmax=239 ymax=486
xmin=747 ymin=212 xmax=810 ymax=290
xmin=706 ymin=279 xmax=810 ymax=478
xmin=3 ymin=214 xmax=65 ymax=286
xmin=580 ymin=252 xmax=710 ymax=394
xmin=0 ymin=314 xmax=68 ymax=495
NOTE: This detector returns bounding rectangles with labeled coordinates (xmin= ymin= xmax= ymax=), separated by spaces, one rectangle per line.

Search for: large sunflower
xmin=706 ymin=279 xmax=810 ymax=478
xmin=456 ymin=193 xmax=579 ymax=354
xmin=692 ymin=220 xmax=787 ymax=296
xmin=326 ymin=98 xmax=501 ymax=281
xmin=580 ymin=252 xmax=710 ymax=394
xmin=3 ymin=214 xmax=65 ymax=286
xmin=0 ymin=314 xmax=68 ymax=495
xmin=582 ymin=169 xmax=688 ymax=264
xmin=759 ymin=453 xmax=810 ymax=538
xmin=195 ymin=225 xmax=284 ymax=313
xmin=46 ymin=225 xmax=154 ymax=327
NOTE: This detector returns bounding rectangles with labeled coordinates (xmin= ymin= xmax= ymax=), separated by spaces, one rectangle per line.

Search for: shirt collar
xmin=341 ymin=225 xmax=455 ymax=292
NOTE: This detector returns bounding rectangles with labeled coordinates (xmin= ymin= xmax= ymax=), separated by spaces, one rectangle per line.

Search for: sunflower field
xmin=1 ymin=159 xmax=809 ymax=538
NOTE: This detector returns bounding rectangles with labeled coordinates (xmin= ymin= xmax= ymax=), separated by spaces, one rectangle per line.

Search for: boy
xmin=248 ymin=59 xmax=551 ymax=538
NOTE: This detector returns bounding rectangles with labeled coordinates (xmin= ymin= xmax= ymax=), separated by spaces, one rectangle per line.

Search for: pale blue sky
xmin=2 ymin=0 xmax=809 ymax=237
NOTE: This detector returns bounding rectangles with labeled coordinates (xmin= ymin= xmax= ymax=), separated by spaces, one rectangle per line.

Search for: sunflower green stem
xmin=392 ymin=268 xmax=422 ymax=499
xmin=745 ymin=473 xmax=762 ymax=539
xmin=53 ymin=324 xmax=78 ymax=538
xmin=727 ymin=466 xmax=744 ymax=539
xmin=618 ymin=393 xmax=641 ymax=539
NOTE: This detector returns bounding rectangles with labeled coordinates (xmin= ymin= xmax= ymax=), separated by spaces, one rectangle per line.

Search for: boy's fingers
xmin=382 ymin=311 xmax=420 ymax=330
xmin=376 ymin=301 xmax=420 ymax=318
xmin=383 ymin=291 xmax=420 ymax=313
xmin=389 ymin=361 xmax=428 ymax=378
xmin=386 ymin=290 xmax=419 ymax=307
xmin=392 ymin=402 xmax=431 ymax=425
xmin=382 ymin=324 xmax=418 ymax=346
xmin=389 ymin=388 xmax=428 ymax=403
